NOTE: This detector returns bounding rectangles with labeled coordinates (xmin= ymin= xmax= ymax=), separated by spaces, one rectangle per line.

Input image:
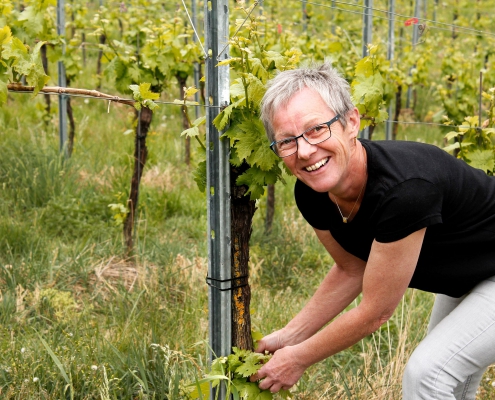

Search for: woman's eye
xmin=280 ymin=138 xmax=295 ymax=146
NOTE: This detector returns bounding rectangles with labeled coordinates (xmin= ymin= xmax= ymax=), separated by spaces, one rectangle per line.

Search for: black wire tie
xmin=205 ymin=275 xmax=249 ymax=292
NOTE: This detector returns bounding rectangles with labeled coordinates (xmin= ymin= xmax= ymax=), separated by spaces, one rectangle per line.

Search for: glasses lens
xmin=274 ymin=138 xmax=297 ymax=157
xmin=304 ymin=123 xmax=331 ymax=144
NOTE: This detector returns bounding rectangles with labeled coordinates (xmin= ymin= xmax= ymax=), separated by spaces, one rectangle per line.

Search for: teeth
xmin=306 ymin=157 xmax=329 ymax=172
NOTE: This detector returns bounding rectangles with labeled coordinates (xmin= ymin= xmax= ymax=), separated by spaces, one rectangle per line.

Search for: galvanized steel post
xmin=192 ymin=0 xmax=200 ymax=119
xmin=205 ymin=0 xmax=231 ymax=398
xmin=386 ymin=0 xmax=395 ymax=140
xmin=56 ymin=0 xmax=68 ymax=156
xmin=406 ymin=0 xmax=421 ymax=108
xmin=361 ymin=0 xmax=373 ymax=140
xmin=302 ymin=0 xmax=308 ymax=32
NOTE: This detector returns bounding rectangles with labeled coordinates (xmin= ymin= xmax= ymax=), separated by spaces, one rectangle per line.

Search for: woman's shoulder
xmin=361 ymin=139 xmax=462 ymax=183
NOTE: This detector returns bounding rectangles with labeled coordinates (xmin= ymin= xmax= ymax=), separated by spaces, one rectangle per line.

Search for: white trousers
xmin=402 ymin=276 xmax=495 ymax=399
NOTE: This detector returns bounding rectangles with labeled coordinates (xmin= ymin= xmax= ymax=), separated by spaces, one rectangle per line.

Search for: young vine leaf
xmin=0 ymin=26 xmax=49 ymax=103
xmin=184 ymin=348 xmax=291 ymax=400
xmin=129 ymin=82 xmax=159 ymax=111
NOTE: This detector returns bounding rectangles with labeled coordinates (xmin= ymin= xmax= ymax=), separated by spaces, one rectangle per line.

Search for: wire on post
xmin=206 ymin=275 xmax=249 ymax=292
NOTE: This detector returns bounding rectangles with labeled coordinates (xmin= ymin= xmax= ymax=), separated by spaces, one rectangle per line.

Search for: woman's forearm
xmin=281 ymin=264 xmax=364 ymax=345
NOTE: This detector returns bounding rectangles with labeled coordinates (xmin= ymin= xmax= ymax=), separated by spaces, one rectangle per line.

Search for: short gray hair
xmin=260 ymin=62 xmax=355 ymax=143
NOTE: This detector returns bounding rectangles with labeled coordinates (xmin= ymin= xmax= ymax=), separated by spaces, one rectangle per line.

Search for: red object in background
xmin=405 ymin=17 xmax=419 ymax=26
xmin=277 ymin=24 xmax=283 ymax=34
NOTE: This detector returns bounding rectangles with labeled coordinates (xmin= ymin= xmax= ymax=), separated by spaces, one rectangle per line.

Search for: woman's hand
xmin=250 ymin=345 xmax=306 ymax=393
xmin=254 ymin=329 xmax=286 ymax=354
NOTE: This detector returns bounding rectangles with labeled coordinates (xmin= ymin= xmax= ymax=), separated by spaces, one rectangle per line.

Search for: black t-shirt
xmin=295 ymin=139 xmax=495 ymax=297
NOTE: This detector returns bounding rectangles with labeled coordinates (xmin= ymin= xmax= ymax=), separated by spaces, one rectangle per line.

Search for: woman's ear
xmin=346 ymin=107 xmax=361 ymax=139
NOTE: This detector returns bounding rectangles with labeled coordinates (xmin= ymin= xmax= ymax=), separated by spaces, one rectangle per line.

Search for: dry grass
xmin=88 ymin=256 xmax=142 ymax=299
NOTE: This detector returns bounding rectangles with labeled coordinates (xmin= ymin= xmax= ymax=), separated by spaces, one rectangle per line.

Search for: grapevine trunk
xmin=123 ymin=106 xmax=153 ymax=254
xmin=231 ymin=162 xmax=256 ymax=351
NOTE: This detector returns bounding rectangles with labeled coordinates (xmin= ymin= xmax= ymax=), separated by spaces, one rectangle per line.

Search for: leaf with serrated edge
xmin=0 ymin=80 xmax=7 ymax=105
xmin=0 ymin=26 xmax=12 ymax=46
xmin=139 ymin=82 xmax=160 ymax=100
xmin=466 ymin=149 xmax=494 ymax=172
xmin=256 ymin=390 xmax=273 ymax=400
xmin=444 ymin=131 xmax=462 ymax=141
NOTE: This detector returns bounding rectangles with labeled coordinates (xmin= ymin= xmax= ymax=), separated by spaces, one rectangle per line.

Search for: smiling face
xmin=272 ymin=87 xmax=361 ymax=195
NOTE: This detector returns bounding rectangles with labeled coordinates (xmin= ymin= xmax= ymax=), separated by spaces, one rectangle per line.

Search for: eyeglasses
xmin=269 ymin=114 xmax=341 ymax=158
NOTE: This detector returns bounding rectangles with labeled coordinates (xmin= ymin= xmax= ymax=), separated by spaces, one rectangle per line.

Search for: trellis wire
xmin=293 ymin=0 xmax=495 ymax=37
xmin=299 ymin=0 xmax=495 ymax=38
xmin=6 ymin=88 xmax=483 ymax=132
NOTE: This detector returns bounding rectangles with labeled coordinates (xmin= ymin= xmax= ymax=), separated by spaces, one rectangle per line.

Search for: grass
xmin=1 ymin=76 xmax=494 ymax=399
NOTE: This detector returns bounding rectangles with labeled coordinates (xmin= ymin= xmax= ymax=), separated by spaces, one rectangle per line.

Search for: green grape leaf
xmin=192 ymin=116 xmax=206 ymax=127
xmin=354 ymin=56 xmax=374 ymax=78
xmin=25 ymin=41 xmax=49 ymax=95
xmin=213 ymin=98 xmax=245 ymax=131
xmin=249 ymin=57 xmax=268 ymax=82
xmin=225 ymin=118 xmax=277 ymax=171
xmin=227 ymin=353 xmax=243 ymax=373
xmin=256 ymin=391 xmax=273 ymax=400
xmin=0 ymin=25 xmax=12 ymax=46
xmin=229 ymin=147 xmax=243 ymax=167
xmin=443 ymin=142 xmax=459 ymax=153
xmin=230 ymin=79 xmax=246 ymax=100
xmin=213 ymin=104 xmax=234 ymax=131
xmin=445 ymin=131 xmax=462 ymax=141
xmin=352 ymin=73 xmax=384 ymax=116
xmin=251 ymin=330 xmax=263 ymax=344
xmin=375 ymin=108 xmax=388 ymax=124
xmin=244 ymin=73 xmax=266 ymax=109
xmin=262 ymin=50 xmax=287 ymax=70
xmin=18 ymin=6 xmax=45 ymax=35
xmin=2 ymin=37 xmax=28 ymax=59
xmin=130 ymin=83 xmax=159 ymax=111
xmin=237 ymin=181 xmax=264 ymax=200
xmin=235 ymin=360 xmax=262 ymax=378
xmin=327 ymin=41 xmax=343 ymax=53
xmin=0 ymin=79 xmax=7 ymax=105
xmin=235 ymin=164 xmax=281 ymax=198
xmin=137 ymin=82 xmax=160 ymax=100
xmin=193 ymin=160 xmax=207 ymax=193
xmin=210 ymin=356 xmax=228 ymax=379
xmin=173 ymin=99 xmax=200 ymax=106
xmin=466 ymin=149 xmax=494 ymax=173
xmin=187 ymin=381 xmax=210 ymax=399
xmin=181 ymin=126 xmax=199 ymax=138
xmin=238 ymin=382 xmax=261 ymax=399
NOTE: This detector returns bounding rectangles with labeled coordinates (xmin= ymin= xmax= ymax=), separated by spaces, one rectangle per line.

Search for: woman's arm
xmin=253 ymin=228 xmax=426 ymax=393
xmin=255 ymin=228 xmax=366 ymax=353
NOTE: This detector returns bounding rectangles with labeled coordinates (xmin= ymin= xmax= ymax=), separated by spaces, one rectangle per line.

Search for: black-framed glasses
xmin=269 ymin=114 xmax=341 ymax=158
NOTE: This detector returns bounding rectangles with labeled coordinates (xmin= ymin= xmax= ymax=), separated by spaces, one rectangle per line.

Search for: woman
xmin=250 ymin=62 xmax=495 ymax=400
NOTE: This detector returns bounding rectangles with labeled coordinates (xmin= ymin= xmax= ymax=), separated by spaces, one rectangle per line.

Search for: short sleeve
xmin=294 ymin=180 xmax=332 ymax=230
xmin=375 ymin=179 xmax=443 ymax=243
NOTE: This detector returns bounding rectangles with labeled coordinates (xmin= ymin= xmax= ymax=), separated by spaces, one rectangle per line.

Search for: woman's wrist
xmin=280 ymin=324 xmax=310 ymax=347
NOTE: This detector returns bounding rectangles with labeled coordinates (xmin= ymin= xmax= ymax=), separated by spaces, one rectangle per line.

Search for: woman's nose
xmin=297 ymin=136 xmax=317 ymax=159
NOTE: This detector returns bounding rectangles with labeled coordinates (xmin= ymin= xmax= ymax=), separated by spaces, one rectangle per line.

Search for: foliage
xmin=93 ymin=3 xmax=202 ymax=95
xmin=130 ymin=82 xmax=159 ymax=111
xmin=444 ymin=87 xmax=495 ymax=174
xmin=184 ymin=347 xmax=291 ymax=400
xmin=351 ymin=44 xmax=394 ymax=130
xmin=0 ymin=25 xmax=49 ymax=103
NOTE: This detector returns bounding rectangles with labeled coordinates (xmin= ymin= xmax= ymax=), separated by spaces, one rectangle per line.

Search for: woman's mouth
xmin=305 ymin=157 xmax=329 ymax=172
